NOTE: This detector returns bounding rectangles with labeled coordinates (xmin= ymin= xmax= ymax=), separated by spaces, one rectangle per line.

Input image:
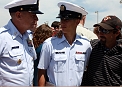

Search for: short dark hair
xmin=51 ymin=21 xmax=60 ymax=29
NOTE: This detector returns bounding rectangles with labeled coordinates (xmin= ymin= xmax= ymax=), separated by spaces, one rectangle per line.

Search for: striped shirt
xmin=82 ymin=39 xmax=122 ymax=86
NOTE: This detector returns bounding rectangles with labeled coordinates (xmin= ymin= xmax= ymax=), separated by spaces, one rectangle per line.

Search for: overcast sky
xmin=0 ymin=0 xmax=122 ymax=30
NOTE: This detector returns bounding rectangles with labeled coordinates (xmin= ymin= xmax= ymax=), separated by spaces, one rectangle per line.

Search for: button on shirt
xmin=0 ymin=20 xmax=36 ymax=86
xmin=38 ymin=35 xmax=92 ymax=86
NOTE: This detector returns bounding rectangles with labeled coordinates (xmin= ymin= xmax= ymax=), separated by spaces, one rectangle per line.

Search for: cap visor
xmin=30 ymin=10 xmax=44 ymax=14
xmin=56 ymin=16 xmax=72 ymax=20
xmin=93 ymin=23 xmax=114 ymax=30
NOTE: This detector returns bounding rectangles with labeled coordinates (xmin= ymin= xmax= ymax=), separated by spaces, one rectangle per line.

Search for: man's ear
xmin=15 ymin=11 xmax=22 ymax=19
xmin=76 ymin=19 xmax=80 ymax=24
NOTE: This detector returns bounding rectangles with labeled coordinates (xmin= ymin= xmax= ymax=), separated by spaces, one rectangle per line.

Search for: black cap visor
xmin=94 ymin=23 xmax=114 ymax=30
xmin=29 ymin=10 xmax=43 ymax=14
xmin=9 ymin=4 xmax=44 ymax=14
xmin=56 ymin=10 xmax=82 ymax=19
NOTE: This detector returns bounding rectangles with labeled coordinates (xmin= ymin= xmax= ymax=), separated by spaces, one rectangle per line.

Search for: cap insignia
xmin=20 ymin=8 xmax=23 ymax=11
xmin=78 ymin=15 xmax=81 ymax=18
xmin=103 ymin=16 xmax=111 ymax=22
xmin=60 ymin=5 xmax=65 ymax=11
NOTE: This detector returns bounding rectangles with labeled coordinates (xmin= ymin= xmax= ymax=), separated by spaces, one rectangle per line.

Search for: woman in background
xmin=33 ymin=24 xmax=52 ymax=86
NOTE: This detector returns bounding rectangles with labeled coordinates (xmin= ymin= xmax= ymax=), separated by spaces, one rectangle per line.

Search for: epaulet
xmin=78 ymin=35 xmax=90 ymax=42
xmin=44 ymin=36 xmax=57 ymax=43
xmin=0 ymin=25 xmax=9 ymax=34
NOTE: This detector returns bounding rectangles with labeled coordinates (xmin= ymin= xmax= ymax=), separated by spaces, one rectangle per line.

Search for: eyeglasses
xmin=98 ymin=26 xmax=112 ymax=34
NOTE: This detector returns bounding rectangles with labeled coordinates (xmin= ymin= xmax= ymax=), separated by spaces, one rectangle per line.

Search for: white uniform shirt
xmin=38 ymin=35 xmax=92 ymax=86
xmin=76 ymin=24 xmax=98 ymax=41
xmin=0 ymin=20 xmax=36 ymax=86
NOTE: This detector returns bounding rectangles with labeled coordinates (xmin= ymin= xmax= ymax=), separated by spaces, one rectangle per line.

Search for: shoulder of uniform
xmin=0 ymin=25 xmax=9 ymax=34
xmin=44 ymin=36 xmax=57 ymax=43
xmin=78 ymin=35 xmax=89 ymax=42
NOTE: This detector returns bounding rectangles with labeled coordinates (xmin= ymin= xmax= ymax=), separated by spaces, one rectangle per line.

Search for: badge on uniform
xmin=11 ymin=46 xmax=19 ymax=49
xmin=76 ymin=51 xmax=86 ymax=54
xmin=17 ymin=59 xmax=22 ymax=64
xmin=55 ymin=51 xmax=65 ymax=54
xmin=27 ymin=38 xmax=33 ymax=47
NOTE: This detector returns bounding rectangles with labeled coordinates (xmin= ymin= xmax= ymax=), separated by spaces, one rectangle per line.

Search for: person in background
xmin=38 ymin=1 xmax=92 ymax=86
xmin=0 ymin=0 xmax=43 ymax=86
xmin=33 ymin=24 xmax=52 ymax=86
xmin=81 ymin=15 xmax=122 ymax=86
xmin=51 ymin=21 xmax=61 ymax=36
xmin=76 ymin=7 xmax=98 ymax=41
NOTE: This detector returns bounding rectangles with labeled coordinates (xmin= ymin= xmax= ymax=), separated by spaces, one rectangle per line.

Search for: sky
xmin=0 ymin=0 xmax=122 ymax=30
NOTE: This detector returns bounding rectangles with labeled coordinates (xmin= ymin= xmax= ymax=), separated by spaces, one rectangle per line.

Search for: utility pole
xmin=120 ymin=0 xmax=122 ymax=3
xmin=95 ymin=11 xmax=98 ymax=23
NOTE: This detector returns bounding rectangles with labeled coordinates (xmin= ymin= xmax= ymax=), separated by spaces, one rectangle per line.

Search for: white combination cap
xmin=57 ymin=1 xmax=88 ymax=16
xmin=4 ymin=0 xmax=43 ymax=14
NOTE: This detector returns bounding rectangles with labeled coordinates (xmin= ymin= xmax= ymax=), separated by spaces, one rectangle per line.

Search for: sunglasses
xmin=98 ymin=26 xmax=113 ymax=34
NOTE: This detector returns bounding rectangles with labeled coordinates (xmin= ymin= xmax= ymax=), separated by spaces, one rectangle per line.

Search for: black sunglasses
xmin=98 ymin=26 xmax=113 ymax=34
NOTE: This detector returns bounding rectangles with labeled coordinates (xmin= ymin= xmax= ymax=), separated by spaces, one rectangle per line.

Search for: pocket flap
xmin=9 ymin=49 xmax=23 ymax=57
xmin=75 ymin=55 xmax=85 ymax=61
xmin=54 ymin=55 xmax=67 ymax=61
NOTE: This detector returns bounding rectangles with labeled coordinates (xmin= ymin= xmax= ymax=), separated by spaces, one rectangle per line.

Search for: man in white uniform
xmin=0 ymin=0 xmax=43 ymax=86
xmin=38 ymin=1 xmax=92 ymax=86
xmin=76 ymin=7 xmax=98 ymax=40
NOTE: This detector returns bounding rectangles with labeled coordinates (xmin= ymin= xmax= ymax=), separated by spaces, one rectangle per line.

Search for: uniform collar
xmin=75 ymin=34 xmax=85 ymax=44
xmin=7 ymin=20 xmax=22 ymax=39
xmin=57 ymin=34 xmax=85 ymax=45
xmin=8 ymin=20 xmax=28 ymax=39
xmin=57 ymin=35 xmax=66 ymax=44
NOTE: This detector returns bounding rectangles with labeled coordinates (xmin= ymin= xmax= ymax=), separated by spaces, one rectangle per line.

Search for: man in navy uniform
xmin=0 ymin=0 xmax=43 ymax=86
xmin=38 ymin=1 xmax=92 ymax=86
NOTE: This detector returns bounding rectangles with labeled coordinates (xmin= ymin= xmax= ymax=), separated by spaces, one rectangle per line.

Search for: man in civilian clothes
xmin=82 ymin=15 xmax=122 ymax=86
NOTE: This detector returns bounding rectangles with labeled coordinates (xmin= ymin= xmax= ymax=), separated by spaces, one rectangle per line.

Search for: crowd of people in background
xmin=0 ymin=0 xmax=122 ymax=86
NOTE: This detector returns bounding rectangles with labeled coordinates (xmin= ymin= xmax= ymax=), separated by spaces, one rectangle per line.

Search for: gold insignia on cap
xmin=78 ymin=15 xmax=81 ymax=18
xmin=17 ymin=59 xmax=22 ymax=64
xmin=60 ymin=5 xmax=65 ymax=11
xmin=20 ymin=8 xmax=23 ymax=11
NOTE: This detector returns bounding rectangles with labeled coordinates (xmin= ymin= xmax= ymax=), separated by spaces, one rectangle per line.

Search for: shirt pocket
xmin=75 ymin=54 xmax=85 ymax=72
xmin=8 ymin=49 xmax=24 ymax=69
xmin=53 ymin=55 xmax=67 ymax=73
